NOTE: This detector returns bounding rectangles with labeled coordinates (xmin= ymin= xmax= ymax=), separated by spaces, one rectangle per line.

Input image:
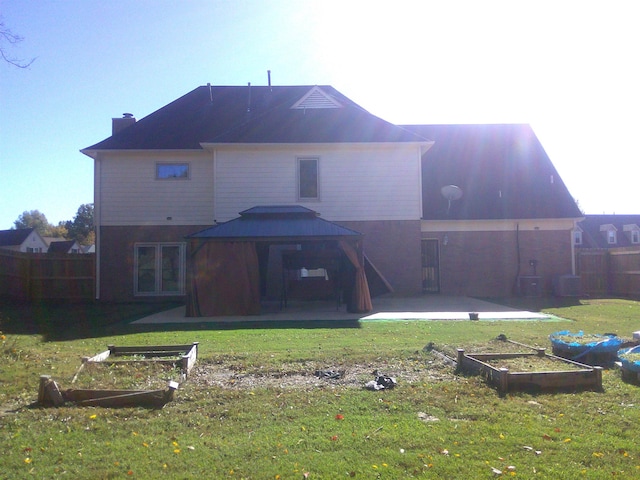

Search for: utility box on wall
xmin=518 ymin=275 xmax=542 ymax=297
xmin=553 ymin=275 xmax=581 ymax=297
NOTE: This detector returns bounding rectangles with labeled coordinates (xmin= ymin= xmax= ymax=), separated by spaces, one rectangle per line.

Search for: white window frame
xmin=156 ymin=162 xmax=190 ymax=180
xmin=297 ymin=156 xmax=320 ymax=201
xmin=632 ymin=230 xmax=640 ymax=244
xmin=573 ymin=230 xmax=583 ymax=246
xmin=133 ymin=242 xmax=186 ymax=296
xmin=607 ymin=230 xmax=617 ymax=244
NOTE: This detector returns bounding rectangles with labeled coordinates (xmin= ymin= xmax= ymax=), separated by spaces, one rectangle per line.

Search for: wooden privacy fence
xmin=576 ymin=247 xmax=640 ymax=297
xmin=0 ymin=250 xmax=95 ymax=301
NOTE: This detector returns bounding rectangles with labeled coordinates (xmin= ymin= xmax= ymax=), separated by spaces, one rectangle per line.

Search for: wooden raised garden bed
xmin=81 ymin=342 xmax=199 ymax=379
xmin=39 ymin=375 xmax=179 ymax=408
xmin=456 ymin=340 xmax=603 ymax=395
xmin=38 ymin=343 xmax=198 ymax=408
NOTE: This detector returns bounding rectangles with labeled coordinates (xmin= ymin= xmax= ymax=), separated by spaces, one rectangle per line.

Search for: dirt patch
xmin=187 ymin=356 xmax=456 ymax=391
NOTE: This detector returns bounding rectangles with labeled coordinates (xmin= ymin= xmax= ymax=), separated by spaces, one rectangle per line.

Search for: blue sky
xmin=1 ymin=0 xmax=638 ymax=230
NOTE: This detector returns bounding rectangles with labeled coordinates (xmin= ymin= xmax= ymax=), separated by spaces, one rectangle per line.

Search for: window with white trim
xmin=607 ymin=230 xmax=617 ymax=244
xmin=632 ymin=230 xmax=640 ymax=244
xmin=298 ymin=157 xmax=319 ymax=200
xmin=134 ymin=243 xmax=186 ymax=295
xmin=156 ymin=163 xmax=190 ymax=180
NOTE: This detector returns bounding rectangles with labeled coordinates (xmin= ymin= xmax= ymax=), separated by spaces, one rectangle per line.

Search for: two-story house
xmin=82 ymin=84 xmax=582 ymax=315
xmin=82 ymin=85 xmax=433 ymax=313
xmin=575 ymin=215 xmax=640 ymax=248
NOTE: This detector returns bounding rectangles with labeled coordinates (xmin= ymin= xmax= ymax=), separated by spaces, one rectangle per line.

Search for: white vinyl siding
xmin=214 ymin=145 xmax=422 ymax=222
xmin=98 ymin=152 xmax=214 ymax=226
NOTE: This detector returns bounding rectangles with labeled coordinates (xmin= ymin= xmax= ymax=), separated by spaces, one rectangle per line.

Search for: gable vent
xmin=291 ymin=86 xmax=342 ymax=109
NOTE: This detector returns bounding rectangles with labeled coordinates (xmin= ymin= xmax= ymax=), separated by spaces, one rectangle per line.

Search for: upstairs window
xmin=298 ymin=157 xmax=319 ymax=200
xmin=156 ymin=163 xmax=189 ymax=180
xmin=607 ymin=230 xmax=617 ymax=244
xmin=632 ymin=230 xmax=640 ymax=244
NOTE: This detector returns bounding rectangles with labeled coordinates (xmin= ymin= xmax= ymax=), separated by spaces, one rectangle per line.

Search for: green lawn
xmin=1 ymin=297 xmax=640 ymax=479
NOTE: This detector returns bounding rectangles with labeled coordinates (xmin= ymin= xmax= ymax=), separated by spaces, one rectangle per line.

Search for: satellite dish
xmin=440 ymin=185 xmax=463 ymax=214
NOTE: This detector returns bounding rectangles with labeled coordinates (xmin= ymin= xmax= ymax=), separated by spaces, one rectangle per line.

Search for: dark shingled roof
xmin=577 ymin=214 xmax=640 ymax=248
xmin=402 ymin=124 xmax=582 ymax=220
xmin=187 ymin=206 xmax=362 ymax=240
xmin=0 ymin=228 xmax=35 ymax=247
xmin=83 ymin=85 xmax=429 ymax=151
xmin=48 ymin=240 xmax=76 ymax=253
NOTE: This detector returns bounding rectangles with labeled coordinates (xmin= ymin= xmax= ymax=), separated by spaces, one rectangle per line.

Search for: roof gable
xmin=48 ymin=240 xmax=79 ymax=253
xmin=291 ymin=86 xmax=342 ymax=109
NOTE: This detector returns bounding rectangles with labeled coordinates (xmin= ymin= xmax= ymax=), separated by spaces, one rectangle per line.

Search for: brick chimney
xmin=112 ymin=113 xmax=136 ymax=135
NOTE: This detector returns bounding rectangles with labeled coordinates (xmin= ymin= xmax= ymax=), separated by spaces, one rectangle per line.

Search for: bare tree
xmin=0 ymin=19 xmax=35 ymax=68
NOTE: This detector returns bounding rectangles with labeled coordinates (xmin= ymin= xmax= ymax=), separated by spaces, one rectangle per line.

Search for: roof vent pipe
xmin=268 ymin=70 xmax=271 ymax=88
xmin=112 ymin=113 xmax=136 ymax=135
xmin=247 ymin=82 xmax=252 ymax=113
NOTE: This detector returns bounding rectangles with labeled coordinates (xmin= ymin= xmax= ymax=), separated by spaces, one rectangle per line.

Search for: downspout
xmin=94 ymin=154 xmax=101 ymax=300
xmin=212 ymin=149 xmax=217 ymax=223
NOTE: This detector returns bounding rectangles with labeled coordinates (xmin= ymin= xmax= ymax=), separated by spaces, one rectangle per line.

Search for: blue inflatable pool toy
xmin=549 ymin=330 xmax=623 ymax=361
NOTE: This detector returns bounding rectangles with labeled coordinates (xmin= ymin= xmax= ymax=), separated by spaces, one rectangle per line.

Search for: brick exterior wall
xmin=98 ymin=225 xmax=208 ymax=302
xmin=338 ymin=220 xmax=423 ymax=295
xmin=422 ymin=229 xmax=574 ymax=297
xmin=99 ymin=222 xmax=570 ymax=302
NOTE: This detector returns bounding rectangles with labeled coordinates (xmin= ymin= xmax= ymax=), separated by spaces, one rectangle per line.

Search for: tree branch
xmin=0 ymin=21 xmax=36 ymax=68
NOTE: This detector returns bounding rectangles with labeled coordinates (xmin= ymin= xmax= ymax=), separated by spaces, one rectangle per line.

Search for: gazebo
xmin=185 ymin=206 xmax=373 ymax=317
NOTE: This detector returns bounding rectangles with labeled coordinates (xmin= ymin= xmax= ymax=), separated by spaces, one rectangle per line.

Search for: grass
xmin=1 ymin=297 xmax=640 ymax=478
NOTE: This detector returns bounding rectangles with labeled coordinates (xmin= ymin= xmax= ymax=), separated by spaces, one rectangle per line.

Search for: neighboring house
xmin=403 ymin=124 xmax=583 ymax=297
xmin=0 ymin=228 xmax=48 ymax=253
xmin=575 ymin=215 xmax=640 ymax=248
xmin=82 ymin=85 xmax=581 ymax=310
xmin=47 ymin=239 xmax=82 ymax=254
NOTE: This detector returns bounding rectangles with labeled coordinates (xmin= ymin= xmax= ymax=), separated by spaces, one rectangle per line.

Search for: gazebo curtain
xmin=187 ymin=241 xmax=261 ymax=316
xmin=338 ymin=239 xmax=373 ymax=313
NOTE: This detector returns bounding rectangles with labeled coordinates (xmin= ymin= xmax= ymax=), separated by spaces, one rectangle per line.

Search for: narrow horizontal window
xmin=156 ymin=163 xmax=189 ymax=180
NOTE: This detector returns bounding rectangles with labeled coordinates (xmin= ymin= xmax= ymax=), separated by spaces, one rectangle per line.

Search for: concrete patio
xmin=132 ymin=295 xmax=554 ymax=325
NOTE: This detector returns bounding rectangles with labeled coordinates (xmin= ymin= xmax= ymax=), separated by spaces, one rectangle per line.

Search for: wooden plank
xmin=98 ymin=359 xmax=178 ymax=366
xmin=66 ymin=382 xmax=178 ymax=408
xmin=181 ymin=342 xmax=199 ymax=376
xmin=109 ymin=344 xmax=194 ymax=356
